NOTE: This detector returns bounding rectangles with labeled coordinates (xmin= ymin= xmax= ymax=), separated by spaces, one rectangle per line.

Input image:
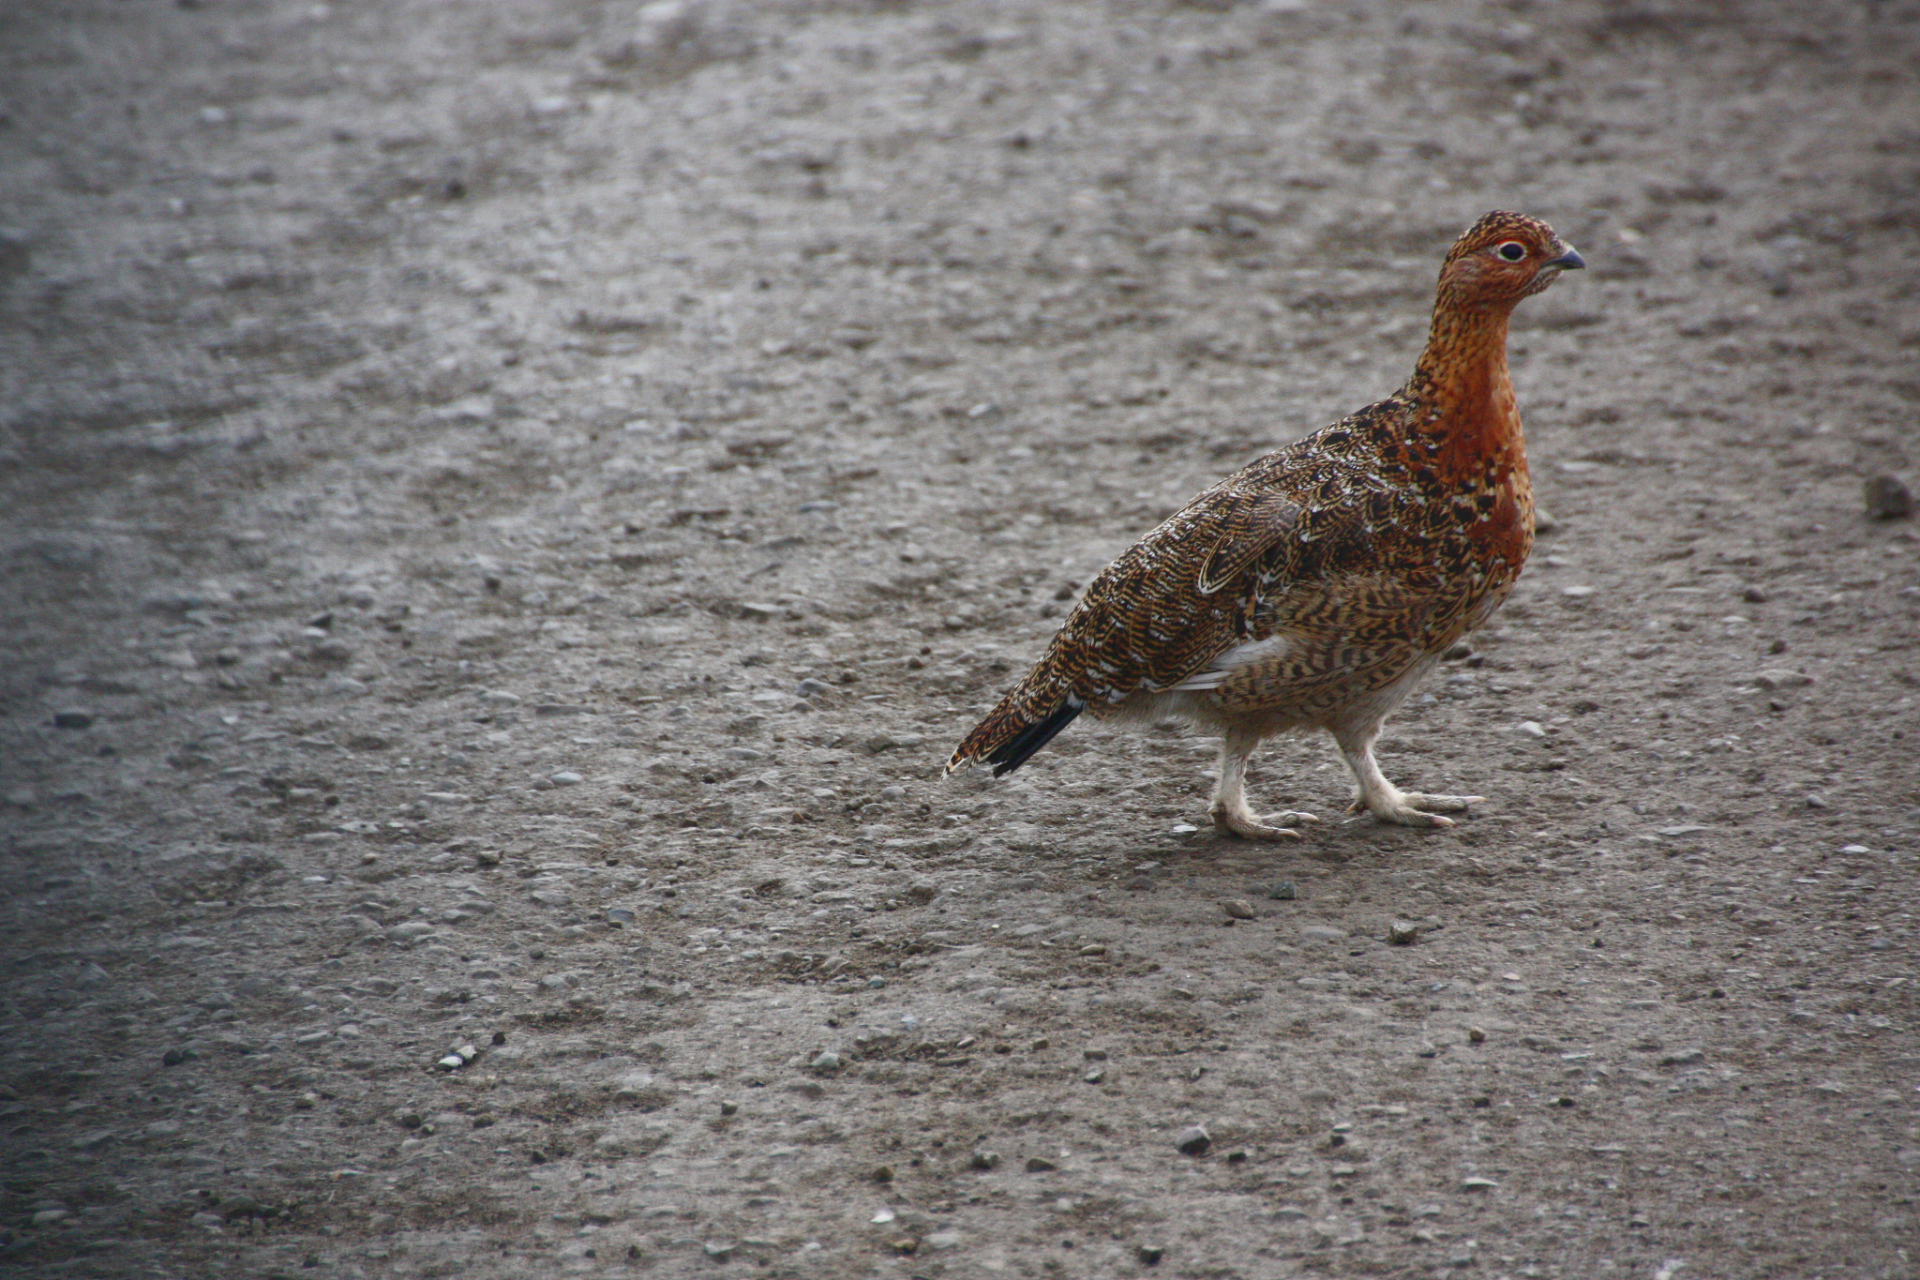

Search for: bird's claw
xmin=1347 ymin=792 xmax=1483 ymax=828
xmin=1211 ymin=808 xmax=1320 ymax=842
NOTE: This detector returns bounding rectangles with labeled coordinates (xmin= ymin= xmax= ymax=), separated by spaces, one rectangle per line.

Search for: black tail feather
xmin=983 ymin=700 xmax=1083 ymax=777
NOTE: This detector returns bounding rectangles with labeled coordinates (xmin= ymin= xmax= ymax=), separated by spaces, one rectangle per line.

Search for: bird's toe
xmin=1405 ymin=792 xmax=1483 ymax=813
xmin=1211 ymin=808 xmax=1309 ymax=841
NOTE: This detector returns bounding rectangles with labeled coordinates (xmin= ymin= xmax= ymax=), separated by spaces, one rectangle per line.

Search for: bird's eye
xmin=1495 ymin=242 xmax=1527 ymax=262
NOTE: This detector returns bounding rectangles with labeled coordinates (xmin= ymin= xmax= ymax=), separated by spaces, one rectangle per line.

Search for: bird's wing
xmin=1045 ymin=480 xmax=1310 ymax=704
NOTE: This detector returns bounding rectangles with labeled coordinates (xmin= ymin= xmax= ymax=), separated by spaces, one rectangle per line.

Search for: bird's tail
xmin=946 ymin=681 xmax=1084 ymax=778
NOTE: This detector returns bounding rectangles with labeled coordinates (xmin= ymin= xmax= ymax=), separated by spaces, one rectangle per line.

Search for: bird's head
xmin=1435 ymin=211 xmax=1584 ymax=311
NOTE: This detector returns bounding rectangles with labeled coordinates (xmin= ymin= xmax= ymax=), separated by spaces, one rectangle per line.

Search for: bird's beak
xmin=1544 ymin=244 xmax=1585 ymax=271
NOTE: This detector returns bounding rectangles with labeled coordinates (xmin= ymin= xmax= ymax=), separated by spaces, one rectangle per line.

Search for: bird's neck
xmin=1410 ymin=304 xmax=1520 ymax=452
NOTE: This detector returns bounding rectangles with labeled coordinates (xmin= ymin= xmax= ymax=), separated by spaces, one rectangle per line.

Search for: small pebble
xmin=607 ymin=907 xmax=636 ymax=925
xmin=971 ymin=1150 xmax=1001 ymax=1171
xmin=702 ymin=1241 xmax=734 ymax=1261
xmin=1461 ymin=1176 xmax=1499 ymax=1191
xmin=810 ymin=1050 xmax=842 ymax=1072
xmin=1268 ymin=881 xmax=1296 ymax=900
xmin=1137 ymin=1244 xmax=1165 ymax=1265
xmin=1864 ymin=474 xmax=1915 ymax=520
xmin=1175 ymin=1125 xmax=1212 ymax=1157
xmin=720 ymin=1100 xmax=739 ymax=1116
xmin=1083 ymin=1067 xmax=1105 ymax=1084
xmin=1387 ymin=919 xmax=1419 ymax=946
xmin=870 ymin=1165 xmax=894 ymax=1183
xmin=1221 ymin=899 xmax=1255 ymax=920
xmin=1516 ymin=720 xmax=1545 ymax=738
xmin=548 ymin=770 xmax=584 ymax=785
xmin=866 ymin=976 xmax=886 ymax=989
xmin=51 ymin=710 xmax=94 ymax=730
xmin=1467 ymin=1027 xmax=1486 ymax=1044
xmin=1025 ymin=1155 xmax=1058 ymax=1173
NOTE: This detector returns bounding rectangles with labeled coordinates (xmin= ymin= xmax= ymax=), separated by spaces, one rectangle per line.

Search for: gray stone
xmin=1175 ymin=1125 xmax=1212 ymax=1156
xmin=1221 ymin=899 xmax=1255 ymax=920
xmin=1864 ymin=474 xmax=1914 ymax=520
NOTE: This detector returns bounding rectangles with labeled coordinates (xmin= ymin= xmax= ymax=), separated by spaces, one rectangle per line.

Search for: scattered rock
xmin=810 ymin=1050 xmax=842 ymax=1072
xmin=1750 ymin=668 xmax=1812 ymax=690
xmin=1221 ymin=899 xmax=1255 ymax=920
xmin=436 ymin=1044 xmax=479 ymax=1071
xmin=1175 ymin=1125 xmax=1212 ymax=1156
xmin=1461 ymin=1176 xmax=1499 ymax=1191
xmin=1268 ymin=881 xmax=1297 ymax=900
xmin=51 ymin=709 xmax=94 ymax=730
xmin=1387 ymin=919 xmax=1419 ymax=946
xmin=970 ymin=1150 xmax=1001 ymax=1170
xmin=1864 ymin=474 xmax=1914 ymax=520
xmin=1024 ymin=1155 xmax=1058 ymax=1173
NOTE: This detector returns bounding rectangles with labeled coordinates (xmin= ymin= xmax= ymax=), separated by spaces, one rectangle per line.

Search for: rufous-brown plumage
xmin=947 ymin=211 xmax=1584 ymax=838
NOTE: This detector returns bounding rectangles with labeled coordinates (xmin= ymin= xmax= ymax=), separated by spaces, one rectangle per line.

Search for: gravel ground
xmin=2 ymin=0 xmax=1918 ymax=1277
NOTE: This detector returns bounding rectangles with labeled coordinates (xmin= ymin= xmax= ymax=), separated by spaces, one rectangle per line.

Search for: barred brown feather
xmin=948 ymin=212 xmax=1584 ymax=838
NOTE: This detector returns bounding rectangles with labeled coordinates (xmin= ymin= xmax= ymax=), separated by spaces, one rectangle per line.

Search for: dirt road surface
xmin=3 ymin=1 xmax=1918 ymax=1276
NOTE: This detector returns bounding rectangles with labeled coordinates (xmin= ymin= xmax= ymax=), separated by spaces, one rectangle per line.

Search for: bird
xmin=946 ymin=211 xmax=1583 ymax=839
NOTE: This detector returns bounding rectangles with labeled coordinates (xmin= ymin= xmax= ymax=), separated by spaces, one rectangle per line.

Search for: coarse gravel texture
xmin=2 ymin=0 xmax=1918 ymax=1277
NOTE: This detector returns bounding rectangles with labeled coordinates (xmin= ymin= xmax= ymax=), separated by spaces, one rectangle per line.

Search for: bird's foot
xmin=1211 ymin=805 xmax=1321 ymax=841
xmin=1345 ymin=791 xmax=1483 ymax=829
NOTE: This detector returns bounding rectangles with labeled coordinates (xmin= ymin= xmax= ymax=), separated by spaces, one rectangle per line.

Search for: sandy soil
xmin=3 ymin=0 xmax=1918 ymax=1276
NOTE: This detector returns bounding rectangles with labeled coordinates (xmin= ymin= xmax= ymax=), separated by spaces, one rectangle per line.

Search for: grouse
xmin=947 ymin=211 xmax=1584 ymax=839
